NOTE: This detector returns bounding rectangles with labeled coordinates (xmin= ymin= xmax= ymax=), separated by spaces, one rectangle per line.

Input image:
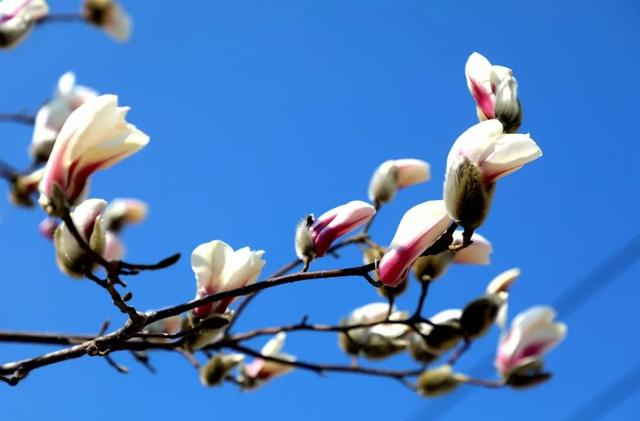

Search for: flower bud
xmin=53 ymin=199 xmax=107 ymax=278
xmin=0 ymin=0 xmax=48 ymax=50
xmin=82 ymin=0 xmax=131 ymax=42
xmin=503 ymin=358 xmax=552 ymax=389
xmin=365 ymin=244 xmax=409 ymax=299
xmin=460 ymin=294 xmax=504 ymax=340
xmin=368 ymin=159 xmax=430 ymax=205
xmin=38 ymin=218 xmax=59 ymax=240
xmin=104 ymin=231 xmax=125 ymax=261
xmin=199 ymin=353 xmax=245 ymax=387
xmin=103 ymin=198 xmax=148 ymax=232
xmin=187 ymin=311 xmax=233 ymax=350
xmin=443 ymin=120 xmax=541 ymax=231
xmin=295 ymin=201 xmax=375 ymax=260
xmin=466 ymin=52 xmax=522 ymax=133
xmin=416 ymin=365 xmax=461 ymax=397
xmin=9 ymin=168 xmax=44 ymax=208
xmin=409 ymin=309 xmax=462 ymax=363
xmin=360 ymin=332 xmax=407 ymax=360
xmin=378 ymin=200 xmax=451 ymax=286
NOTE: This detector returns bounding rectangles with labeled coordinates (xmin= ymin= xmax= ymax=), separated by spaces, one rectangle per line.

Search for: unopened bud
xmin=504 ymin=358 xmax=552 ymax=389
xmin=460 ymin=294 xmax=504 ymax=339
xmin=82 ymin=0 xmax=131 ymax=42
xmin=412 ymin=252 xmax=455 ymax=282
xmin=444 ymin=157 xmax=494 ymax=230
xmin=360 ymin=333 xmax=407 ymax=360
xmin=294 ymin=215 xmax=315 ymax=261
xmin=416 ymin=365 xmax=461 ymax=397
xmin=53 ymin=199 xmax=107 ymax=278
xmin=199 ymin=353 xmax=245 ymax=387
xmin=187 ymin=311 xmax=233 ymax=350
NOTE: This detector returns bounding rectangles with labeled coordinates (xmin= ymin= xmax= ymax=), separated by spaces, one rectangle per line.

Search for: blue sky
xmin=1 ymin=0 xmax=639 ymax=419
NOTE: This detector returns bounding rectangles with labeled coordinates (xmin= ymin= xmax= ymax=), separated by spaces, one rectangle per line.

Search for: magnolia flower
xmin=339 ymin=302 xmax=410 ymax=359
xmin=38 ymin=217 xmax=59 ymax=240
xmin=460 ymin=268 xmax=520 ymax=339
xmin=0 ymin=0 xmax=48 ymax=49
xmin=368 ymin=159 xmax=431 ymax=205
xmin=495 ymin=306 xmax=566 ymax=380
xmin=82 ymin=0 xmax=131 ymax=42
xmin=378 ymin=200 xmax=452 ymax=287
xmin=9 ymin=168 xmax=44 ymax=207
xmin=53 ymin=198 xmax=106 ymax=278
xmin=443 ymin=119 xmax=541 ymax=232
xmin=39 ymin=94 xmax=150 ymax=215
xmin=412 ymin=231 xmax=491 ymax=282
xmin=466 ymin=52 xmax=521 ymax=133
xmin=191 ymin=240 xmax=265 ymax=319
xmin=31 ymin=72 xmax=98 ymax=162
xmin=103 ymin=198 xmax=148 ymax=232
xmin=295 ymin=200 xmax=375 ymax=260
xmin=240 ymin=333 xmax=295 ymax=389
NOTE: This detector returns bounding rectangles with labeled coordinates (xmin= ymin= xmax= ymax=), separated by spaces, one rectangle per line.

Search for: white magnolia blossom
xmin=368 ymin=159 xmax=431 ymax=205
xmin=191 ymin=240 xmax=265 ymax=318
xmin=31 ymin=72 xmax=98 ymax=162
xmin=496 ymin=306 xmax=567 ymax=377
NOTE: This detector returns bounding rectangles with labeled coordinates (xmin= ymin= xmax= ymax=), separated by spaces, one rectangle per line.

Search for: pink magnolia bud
xmin=495 ymin=306 xmax=566 ymax=378
xmin=38 ymin=95 xmax=149 ymax=216
xmin=103 ymin=198 xmax=148 ymax=232
xmin=38 ymin=217 xmax=59 ymax=240
xmin=191 ymin=240 xmax=266 ymax=318
xmin=241 ymin=332 xmax=295 ymax=389
xmin=82 ymin=0 xmax=131 ymax=42
xmin=295 ymin=200 xmax=375 ymax=260
xmin=53 ymin=198 xmax=106 ymax=278
xmin=444 ymin=120 xmax=541 ymax=230
xmin=378 ymin=200 xmax=452 ymax=286
xmin=466 ymin=52 xmax=521 ymax=133
xmin=0 ymin=0 xmax=48 ymax=49
xmin=31 ymin=72 xmax=98 ymax=162
xmin=368 ymin=159 xmax=431 ymax=205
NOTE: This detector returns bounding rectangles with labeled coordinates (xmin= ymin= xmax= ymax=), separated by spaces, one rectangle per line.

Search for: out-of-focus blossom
xmin=460 ymin=268 xmax=520 ymax=339
xmin=191 ymin=240 xmax=265 ymax=319
xmin=443 ymin=120 xmax=541 ymax=232
xmin=239 ymin=333 xmax=295 ymax=389
xmin=53 ymin=198 xmax=106 ymax=278
xmin=368 ymin=159 xmax=430 ymax=205
xmin=31 ymin=72 xmax=98 ymax=163
xmin=82 ymin=0 xmax=131 ymax=42
xmin=412 ymin=231 xmax=491 ymax=282
xmin=495 ymin=306 xmax=566 ymax=383
xmin=409 ymin=309 xmax=463 ymax=363
xmin=0 ymin=0 xmax=48 ymax=49
xmin=39 ymin=94 xmax=149 ymax=215
xmin=295 ymin=200 xmax=375 ymax=260
xmin=103 ymin=231 xmax=125 ymax=261
xmin=378 ymin=200 xmax=451 ymax=287
xmin=38 ymin=217 xmax=59 ymax=240
xmin=338 ymin=302 xmax=410 ymax=360
xmin=9 ymin=168 xmax=43 ymax=207
xmin=103 ymin=198 xmax=148 ymax=232
xmin=200 ymin=353 xmax=245 ymax=387
xmin=466 ymin=52 xmax=522 ymax=133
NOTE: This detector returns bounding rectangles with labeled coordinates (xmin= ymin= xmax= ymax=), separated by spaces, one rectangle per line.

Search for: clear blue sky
xmin=1 ymin=0 xmax=639 ymax=420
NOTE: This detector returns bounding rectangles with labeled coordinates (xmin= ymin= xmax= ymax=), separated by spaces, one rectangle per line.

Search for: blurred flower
xmin=466 ymin=52 xmax=521 ymax=133
xmin=295 ymin=200 xmax=375 ymax=260
xmin=200 ymin=353 xmax=245 ymax=387
xmin=82 ymin=0 xmax=131 ymax=42
xmin=368 ymin=159 xmax=430 ymax=205
xmin=39 ymin=94 xmax=149 ymax=215
xmin=240 ymin=332 xmax=295 ymax=389
xmin=9 ymin=168 xmax=44 ymax=207
xmin=338 ymin=302 xmax=410 ymax=360
xmin=191 ymin=240 xmax=265 ymax=319
xmin=31 ymin=72 xmax=98 ymax=163
xmin=38 ymin=217 xmax=59 ymax=240
xmin=103 ymin=231 xmax=125 ymax=261
xmin=443 ymin=120 xmax=541 ymax=232
xmin=412 ymin=231 xmax=491 ymax=282
xmin=495 ymin=306 xmax=566 ymax=383
xmin=416 ymin=365 xmax=462 ymax=397
xmin=378 ymin=200 xmax=451 ymax=287
xmin=460 ymin=268 xmax=520 ymax=339
xmin=103 ymin=198 xmax=148 ymax=232
xmin=409 ymin=309 xmax=463 ymax=363
xmin=0 ymin=0 xmax=48 ymax=49
xmin=53 ymin=198 xmax=106 ymax=278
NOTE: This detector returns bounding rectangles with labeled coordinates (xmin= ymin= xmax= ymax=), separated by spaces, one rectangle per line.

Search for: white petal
xmin=480 ymin=133 xmax=542 ymax=182
xmin=261 ymin=332 xmax=287 ymax=356
xmin=453 ymin=231 xmax=492 ymax=265
xmin=191 ymin=240 xmax=233 ymax=292
xmin=486 ymin=268 xmax=520 ymax=295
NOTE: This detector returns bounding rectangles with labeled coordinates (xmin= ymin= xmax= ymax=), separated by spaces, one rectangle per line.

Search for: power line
xmin=411 ymin=232 xmax=640 ymax=420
